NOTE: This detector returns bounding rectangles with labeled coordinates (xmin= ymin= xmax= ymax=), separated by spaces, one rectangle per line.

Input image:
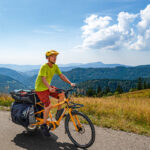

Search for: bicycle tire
xmin=65 ymin=111 xmax=95 ymax=148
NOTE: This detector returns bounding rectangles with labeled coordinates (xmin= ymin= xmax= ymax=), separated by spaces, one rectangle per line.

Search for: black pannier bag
xmin=11 ymin=89 xmax=44 ymax=119
xmin=11 ymin=102 xmax=31 ymax=127
xmin=10 ymin=102 xmax=37 ymax=127
xmin=10 ymin=90 xmax=36 ymax=104
xmin=28 ymin=105 xmax=36 ymax=124
xmin=10 ymin=90 xmax=38 ymax=127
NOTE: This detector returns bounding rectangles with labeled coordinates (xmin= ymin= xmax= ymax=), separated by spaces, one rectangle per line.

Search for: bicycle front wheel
xmin=65 ymin=111 xmax=95 ymax=148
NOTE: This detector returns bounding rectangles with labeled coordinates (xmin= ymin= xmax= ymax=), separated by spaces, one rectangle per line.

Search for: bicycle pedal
xmin=48 ymin=123 xmax=53 ymax=131
xmin=54 ymin=122 xmax=58 ymax=128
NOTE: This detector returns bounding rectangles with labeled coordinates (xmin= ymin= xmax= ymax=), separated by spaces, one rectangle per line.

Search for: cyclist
xmin=35 ymin=50 xmax=75 ymax=137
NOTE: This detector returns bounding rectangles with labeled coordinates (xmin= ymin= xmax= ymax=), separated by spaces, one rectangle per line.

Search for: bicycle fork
xmin=68 ymin=109 xmax=82 ymax=132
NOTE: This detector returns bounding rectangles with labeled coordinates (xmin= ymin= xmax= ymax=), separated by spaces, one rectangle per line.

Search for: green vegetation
xmin=74 ymin=77 xmax=150 ymax=97
xmin=72 ymin=89 xmax=150 ymax=136
xmin=0 ymin=74 xmax=26 ymax=93
xmin=0 ymin=93 xmax=13 ymax=106
xmin=52 ymin=65 xmax=150 ymax=88
xmin=1 ymin=65 xmax=150 ymax=92
xmin=0 ymin=93 xmax=13 ymax=111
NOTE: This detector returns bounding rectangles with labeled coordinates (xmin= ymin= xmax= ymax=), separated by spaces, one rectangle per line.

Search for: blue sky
xmin=0 ymin=0 xmax=150 ymax=66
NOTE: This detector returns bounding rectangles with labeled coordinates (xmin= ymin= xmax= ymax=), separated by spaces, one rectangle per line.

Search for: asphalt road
xmin=1 ymin=110 xmax=150 ymax=150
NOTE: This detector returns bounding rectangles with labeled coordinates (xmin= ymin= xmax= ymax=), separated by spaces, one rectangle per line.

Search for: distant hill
xmin=23 ymin=66 xmax=77 ymax=77
xmin=0 ymin=62 xmax=129 ymax=73
xmin=51 ymin=65 xmax=150 ymax=87
xmin=61 ymin=62 xmax=128 ymax=68
xmin=54 ymin=77 xmax=150 ymax=93
xmin=23 ymin=65 xmax=150 ymax=89
xmin=0 ymin=64 xmax=41 ymax=72
xmin=0 ymin=68 xmax=28 ymax=84
xmin=77 ymin=79 xmax=137 ymax=92
xmin=1 ymin=65 xmax=150 ymax=93
xmin=23 ymin=69 xmax=39 ymax=77
xmin=0 ymin=74 xmax=26 ymax=93
xmin=23 ymin=75 xmax=138 ymax=92
xmin=26 ymin=74 xmax=37 ymax=89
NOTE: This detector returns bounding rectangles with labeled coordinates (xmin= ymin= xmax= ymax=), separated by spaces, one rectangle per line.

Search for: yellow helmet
xmin=45 ymin=50 xmax=59 ymax=57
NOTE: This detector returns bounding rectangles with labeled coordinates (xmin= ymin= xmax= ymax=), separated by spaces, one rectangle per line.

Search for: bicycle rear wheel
xmin=65 ymin=111 xmax=95 ymax=148
xmin=25 ymin=124 xmax=38 ymax=135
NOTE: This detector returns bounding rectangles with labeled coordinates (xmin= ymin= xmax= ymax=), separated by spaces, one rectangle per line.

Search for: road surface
xmin=0 ymin=110 xmax=150 ymax=150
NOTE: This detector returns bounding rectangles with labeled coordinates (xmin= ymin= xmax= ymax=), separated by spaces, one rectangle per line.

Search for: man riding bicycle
xmin=35 ymin=50 xmax=75 ymax=137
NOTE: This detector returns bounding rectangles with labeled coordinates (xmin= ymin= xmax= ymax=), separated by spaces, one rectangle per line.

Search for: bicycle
xmin=26 ymin=88 xmax=95 ymax=148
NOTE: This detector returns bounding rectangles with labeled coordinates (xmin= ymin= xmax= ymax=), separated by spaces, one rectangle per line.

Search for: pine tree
xmin=86 ymin=88 xmax=94 ymax=97
xmin=104 ymin=86 xmax=110 ymax=95
xmin=143 ymin=81 xmax=147 ymax=89
xmin=97 ymin=86 xmax=102 ymax=97
xmin=116 ymin=84 xmax=123 ymax=94
xmin=137 ymin=77 xmax=142 ymax=90
xmin=147 ymin=83 xmax=150 ymax=89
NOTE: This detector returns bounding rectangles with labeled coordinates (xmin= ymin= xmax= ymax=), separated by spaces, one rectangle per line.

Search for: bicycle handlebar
xmin=55 ymin=86 xmax=77 ymax=98
xmin=56 ymin=86 xmax=76 ymax=93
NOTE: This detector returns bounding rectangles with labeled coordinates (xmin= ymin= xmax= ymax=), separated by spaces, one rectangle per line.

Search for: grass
xmin=70 ymin=89 xmax=150 ymax=136
xmin=1 ymin=89 xmax=150 ymax=136
xmin=0 ymin=93 xmax=13 ymax=107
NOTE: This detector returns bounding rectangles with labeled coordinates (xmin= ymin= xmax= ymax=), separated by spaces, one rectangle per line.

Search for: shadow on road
xmin=11 ymin=130 xmax=84 ymax=150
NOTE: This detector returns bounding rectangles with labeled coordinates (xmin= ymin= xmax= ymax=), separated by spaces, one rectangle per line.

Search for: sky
xmin=0 ymin=0 xmax=150 ymax=66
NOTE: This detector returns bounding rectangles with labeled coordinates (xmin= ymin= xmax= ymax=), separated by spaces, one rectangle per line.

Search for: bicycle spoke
xmin=68 ymin=113 xmax=93 ymax=146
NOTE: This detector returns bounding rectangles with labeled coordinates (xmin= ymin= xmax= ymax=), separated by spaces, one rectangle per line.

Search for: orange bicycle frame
xmin=32 ymin=98 xmax=80 ymax=131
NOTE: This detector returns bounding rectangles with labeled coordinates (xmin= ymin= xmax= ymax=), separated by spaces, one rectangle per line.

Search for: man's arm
xmin=41 ymin=76 xmax=55 ymax=92
xmin=59 ymin=74 xmax=75 ymax=86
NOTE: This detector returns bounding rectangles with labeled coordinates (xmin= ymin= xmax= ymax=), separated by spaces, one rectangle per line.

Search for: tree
xmin=86 ymin=88 xmax=94 ymax=97
xmin=143 ymin=81 xmax=147 ymax=89
xmin=97 ymin=86 xmax=102 ymax=97
xmin=137 ymin=77 xmax=142 ymax=90
xmin=116 ymin=84 xmax=123 ymax=94
xmin=147 ymin=83 xmax=150 ymax=89
xmin=104 ymin=86 xmax=110 ymax=95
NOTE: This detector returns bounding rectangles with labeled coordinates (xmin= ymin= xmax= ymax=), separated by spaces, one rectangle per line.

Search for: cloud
xmin=32 ymin=30 xmax=52 ymax=34
xmin=79 ymin=4 xmax=150 ymax=51
xmin=47 ymin=25 xmax=64 ymax=32
xmin=32 ymin=25 xmax=64 ymax=34
xmin=138 ymin=5 xmax=150 ymax=30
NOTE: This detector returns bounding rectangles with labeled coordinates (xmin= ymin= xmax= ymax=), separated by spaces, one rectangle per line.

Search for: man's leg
xmin=49 ymin=86 xmax=65 ymax=110
xmin=49 ymin=86 xmax=65 ymax=120
xmin=36 ymin=90 xmax=52 ymax=137
xmin=40 ymin=102 xmax=53 ymax=137
xmin=36 ymin=90 xmax=52 ymax=123
xmin=57 ymin=92 xmax=65 ymax=110
xmin=43 ymin=103 xmax=53 ymax=124
xmin=55 ymin=92 xmax=65 ymax=120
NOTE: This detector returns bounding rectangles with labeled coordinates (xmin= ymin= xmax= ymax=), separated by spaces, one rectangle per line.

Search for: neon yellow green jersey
xmin=35 ymin=63 xmax=62 ymax=91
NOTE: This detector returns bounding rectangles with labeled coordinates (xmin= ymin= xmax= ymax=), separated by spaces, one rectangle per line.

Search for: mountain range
xmin=0 ymin=74 xmax=26 ymax=93
xmin=0 ymin=62 xmax=129 ymax=72
xmin=0 ymin=63 xmax=150 ymax=93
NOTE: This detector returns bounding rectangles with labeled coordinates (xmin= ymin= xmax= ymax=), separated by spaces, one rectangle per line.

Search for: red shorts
xmin=36 ymin=86 xmax=59 ymax=107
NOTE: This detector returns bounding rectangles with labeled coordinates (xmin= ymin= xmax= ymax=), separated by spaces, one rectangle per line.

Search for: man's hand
xmin=59 ymin=74 xmax=76 ymax=87
xmin=70 ymin=83 xmax=76 ymax=87
xmin=49 ymin=87 xmax=56 ymax=93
